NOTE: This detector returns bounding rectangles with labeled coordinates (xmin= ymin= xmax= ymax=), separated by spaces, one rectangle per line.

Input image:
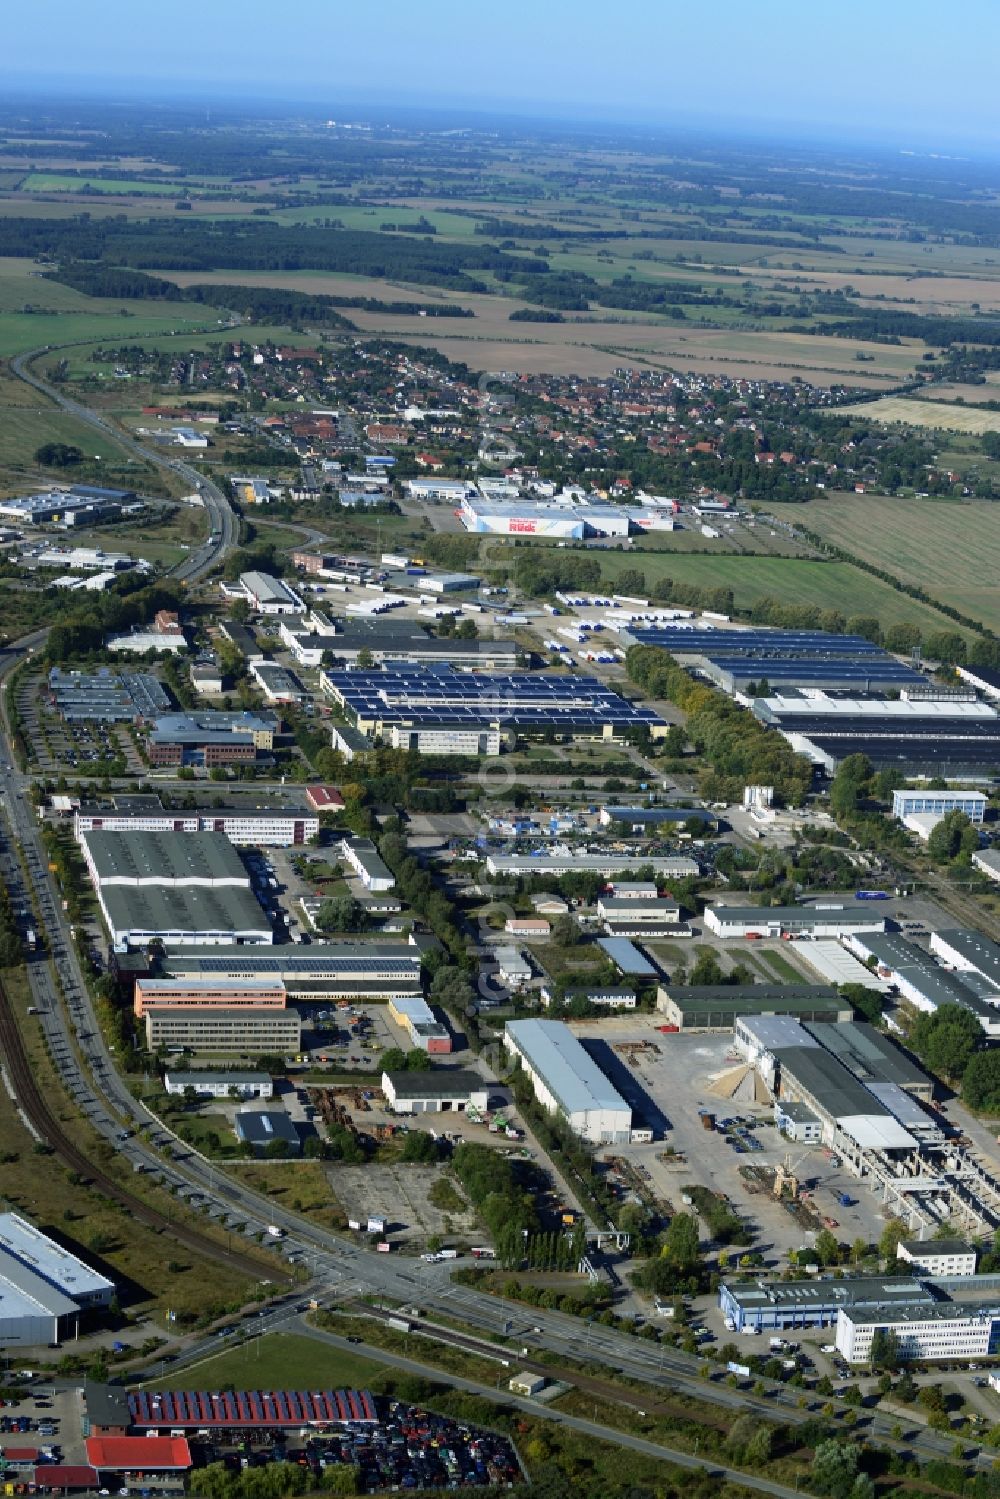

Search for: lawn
xmin=0 ymin=407 xmax=136 ymax=472
xmin=150 ymin=1333 xmax=386 ymax=1392
xmin=799 ymin=491 xmax=1000 ymax=633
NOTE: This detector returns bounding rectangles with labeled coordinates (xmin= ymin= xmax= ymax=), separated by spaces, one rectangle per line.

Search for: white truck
xmin=266 ymin=1225 xmax=285 ymax=1239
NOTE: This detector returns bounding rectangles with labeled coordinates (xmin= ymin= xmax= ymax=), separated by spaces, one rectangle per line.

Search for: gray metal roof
xmin=724 ymin=1273 xmax=931 ymax=1314
xmin=0 ymin=1214 xmax=111 ymax=1317
xmin=773 ymin=1044 xmax=887 ymax=1119
xmin=102 ymin=885 xmax=271 ymax=940
xmin=83 ymin=829 xmax=250 ymax=886
xmin=936 ymin=929 xmax=1000 ymax=984
xmin=233 ymin=1110 xmax=300 ymax=1146
xmin=901 ymin=1238 xmax=973 ymax=1259
xmin=804 ymin=1021 xmax=929 ymax=1091
xmin=505 ymin=1019 xmax=630 ymax=1118
xmin=164 ymin=1071 xmax=270 ymax=1087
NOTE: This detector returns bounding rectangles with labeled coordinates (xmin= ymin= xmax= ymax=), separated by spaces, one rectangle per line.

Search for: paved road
xmin=10 ymin=346 xmax=238 ymax=584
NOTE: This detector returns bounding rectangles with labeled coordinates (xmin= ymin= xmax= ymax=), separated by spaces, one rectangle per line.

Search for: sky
xmin=5 ymin=0 xmax=1000 ymax=149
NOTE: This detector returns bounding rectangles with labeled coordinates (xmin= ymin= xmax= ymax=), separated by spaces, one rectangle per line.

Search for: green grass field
xmin=0 ymin=407 xmax=136 ymax=473
xmin=152 ymin=1333 xmax=385 ymax=1392
xmin=21 ymin=172 xmax=195 ymax=196
xmin=587 ymin=549 xmax=966 ymax=637
xmin=799 ymin=492 xmax=1000 ymax=633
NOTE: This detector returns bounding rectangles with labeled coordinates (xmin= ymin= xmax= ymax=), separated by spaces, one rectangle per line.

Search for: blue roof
xmin=597 ymin=937 xmax=658 ymax=977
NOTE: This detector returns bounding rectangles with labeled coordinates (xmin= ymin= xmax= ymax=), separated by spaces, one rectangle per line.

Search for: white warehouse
xmin=503 ymin=1018 xmax=632 ymax=1144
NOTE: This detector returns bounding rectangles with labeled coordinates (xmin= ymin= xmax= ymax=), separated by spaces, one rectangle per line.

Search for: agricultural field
xmin=838 ymin=395 xmax=1000 ymax=434
xmin=20 ymin=172 xmax=192 ymax=196
xmin=587 ymin=550 xmax=968 ymax=639
xmin=796 ymin=491 xmax=1000 ymax=632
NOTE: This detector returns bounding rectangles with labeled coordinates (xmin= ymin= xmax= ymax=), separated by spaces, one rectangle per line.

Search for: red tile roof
xmin=34 ymin=1466 xmax=99 ymax=1490
xmin=306 ymin=784 xmax=345 ymax=810
xmin=86 ymin=1436 xmax=192 ymax=1471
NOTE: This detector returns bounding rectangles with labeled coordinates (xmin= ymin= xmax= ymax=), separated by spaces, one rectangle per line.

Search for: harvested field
xmin=838 ymin=395 xmax=1000 ymax=434
xmin=796 ymin=491 xmax=1000 ymax=632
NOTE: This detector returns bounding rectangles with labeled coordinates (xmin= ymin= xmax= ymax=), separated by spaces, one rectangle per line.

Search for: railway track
xmin=0 ymin=973 xmax=280 ymax=1284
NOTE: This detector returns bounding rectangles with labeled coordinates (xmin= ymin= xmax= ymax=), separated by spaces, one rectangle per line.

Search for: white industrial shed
xmin=0 ymin=1213 xmax=115 ymax=1345
xmin=381 ymin=1070 xmax=490 ymax=1114
xmin=504 ymin=1018 xmax=632 ymax=1144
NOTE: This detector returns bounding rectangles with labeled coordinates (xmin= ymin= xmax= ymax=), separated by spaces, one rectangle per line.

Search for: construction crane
xmin=773 ymin=1150 xmax=811 ymax=1200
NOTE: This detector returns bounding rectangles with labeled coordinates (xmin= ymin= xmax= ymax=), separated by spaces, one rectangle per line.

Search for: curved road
xmin=10 ymin=346 xmax=238 ymax=583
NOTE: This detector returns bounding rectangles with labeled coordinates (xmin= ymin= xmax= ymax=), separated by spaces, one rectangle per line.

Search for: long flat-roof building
xmin=80 ymin=829 xmax=251 ymax=890
xmin=656 ymin=985 xmax=850 ymax=1031
xmin=0 ymin=1213 xmax=115 ymax=1345
xmin=848 ymin=932 xmax=1000 ymax=1036
xmin=704 ymin=902 xmax=886 ymax=940
xmin=339 ymin=837 xmax=395 ymax=892
xmin=159 ymin=942 xmax=423 ymax=1000
xmin=323 ymin=666 xmax=667 ymax=746
xmin=74 ymin=798 xmax=319 ymax=848
xmin=892 ymin=789 xmax=987 ymax=823
xmin=504 ymin=1018 xmax=632 ymax=1144
xmin=143 ymin=1005 xmax=301 ymax=1053
xmin=163 ymin=1071 xmax=273 ymax=1100
xmin=146 ymin=710 xmax=277 ymax=768
xmin=134 ymin=978 xmax=286 ymax=1017
xmin=487 ymin=852 xmax=698 ymax=879
xmin=283 ymin=617 xmax=517 ymax=672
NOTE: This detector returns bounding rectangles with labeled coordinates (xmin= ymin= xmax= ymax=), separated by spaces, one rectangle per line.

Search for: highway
xmin=10 ymin=346 xmax=238 ymax=584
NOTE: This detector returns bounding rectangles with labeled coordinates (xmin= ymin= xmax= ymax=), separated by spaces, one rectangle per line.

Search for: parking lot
xmin=566 ymin=1018 xmax=891 ymax=1258
xmin=18 ymin=675 xmax=142 ymax=775
xmin=0 ymin=1380 xmax=84 ymax=1466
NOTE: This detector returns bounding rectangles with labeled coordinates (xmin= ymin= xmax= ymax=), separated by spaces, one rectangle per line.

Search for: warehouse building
xmin=504 ymin=1018 xmax=632 ymax=1144
xmin=79 ymin=829 xmax=272 ymax=950
xmin=794 ymin=939 xmax=894 ymax=994
xmin=597 ymin=896 xmax=681 ymax=935
xmin=388 ymin=996 xmax=452 ymax=1053
xmin=703 ymin=902 xmax=886 ymax=940
xmin=656 ymin=985 xmax=849 ymax=1031
xmin=596 ymin=937 xmax=659 ymax=978
xmin=339 ymin=837 xmax=395 ymax=892
xmin=47 ymin=667 xmax=170 ymax=723
xmin=74 ymin=797 xmax=319 ymax=847
xmin=848 ymin=932 xmax=1000 ymax=1035
xmin=460 ymin=495 xmax=632 ymax=539
xmin=249 ymin=661 xmax=308 ymax=705
xmin=239 ymin=571 xmax=305 ymax=615
xmin=599 ymin=805 xmax=716 ymax=831
xmin=0 ymin=1213 xmax=115 ymax=1345
xmin=930 ymin=928 xmax=1000 ymax=989
xmin=163 ymin=1071 xmax=273 ymax=1100
xmin=121 ymin=1388 xmax=378 ymax=1432
xmin=720 ymin=1272 xmax=932 ymax=1334
xmin=144 ymin=1005 xmax=302 ymax=1053
xmin=134 ymin=978 xmax=286 ymax=1017
xmin=233 ymin=1109 xmax=301 ymax=1155
xmin=285 ymin=617 xmax=517 ymax=671
xmin=381 ymin=1069 xmax=490 ymax=1114
xmin=159 ymin=943 xmax=423 ymax=1000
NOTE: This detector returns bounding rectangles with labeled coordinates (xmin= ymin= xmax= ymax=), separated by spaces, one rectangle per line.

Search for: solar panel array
xmin=129 ymin=1389 xmax=378 ymax=1428
xmin=709 ymin=658 xmax=925 ymax=686
xmin=324 ymin=668 xmax=664 ymax=731
xmin=628 ymin=628 xmax=885 ymax=658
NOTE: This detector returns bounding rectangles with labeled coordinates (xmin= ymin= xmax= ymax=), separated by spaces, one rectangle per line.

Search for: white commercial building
xmin=503 ymin=1018 xmax=632 ymax=1144
xmin=835 ymin=1302 xmax=1000 ymax=1365
xmin=339 ymin=837 xmax=395 ymax=892
xmin=74 ymin=801 xmax=319 ymax=848
xmin=163 ymin=1070 xmax=274 ymax=1100
xmin=704 ymin=903 xmax=886 ymax=940
xmin=381 ymin=1069 xmax=490 ymax=1114
xmin=0 ymin=1212 xmax=115 ymax=1345
xmin=897 ymin=1238 xmax=977 ymax=1278
xmin=892 ymin=789 xmax=986 ymax=823
xmin=240 ymin=571 xmax=306 ymax=615
xmin=486 ymin=853 xmax=698 ymax=879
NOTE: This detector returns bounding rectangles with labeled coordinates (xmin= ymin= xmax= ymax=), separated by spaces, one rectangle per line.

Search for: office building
xmin=503 ymin=1018 xmax=632 ymax=1144
xmin=134 ymin=978 xmax=286 ymax=1017
xmin=897 ymin=1239 xmax=976 ymax=1277
xmin=163 ymin=1071 xmax=273 ymax=1100
xmin=74 ymin=797 xmax=318 ymax=848
xmin=146 ymin=710 xmax=277 ymax=768
xmin=144 ymin=1005 xmax=301 ymax=1053
xmin=892 ymin=789 xmax=986 ymax=823
xmin=597 ymin=897 xmax=681 ymax=935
